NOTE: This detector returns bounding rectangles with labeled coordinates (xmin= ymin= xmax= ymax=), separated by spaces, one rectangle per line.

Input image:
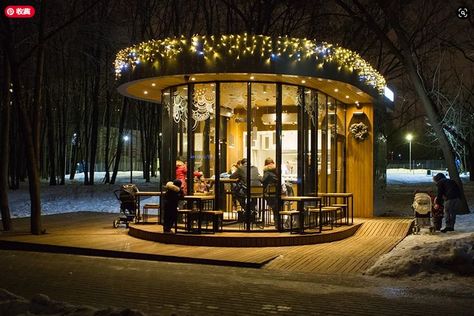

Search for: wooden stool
xmin=278 ymin=210 xmax=299 ymax=233
xmin=332 ymin=203 xmax=348 ymax=224
xmin=306 ymin=207 xmax=321 ymax=231
xmin=177 ymin=209 xmax=197 ymax=232
xmin=321 ymin=206 xmax=342 ymax=229
xmin=142 ymin=203 xmax=160 ymax=223
xmin=202 ymin=210 xmax=224 ymax=233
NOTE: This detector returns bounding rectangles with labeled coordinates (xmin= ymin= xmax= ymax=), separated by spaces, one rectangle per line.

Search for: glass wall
xmin=191 ymin=83 xmax=216 ymax=192
xmin=317 ymin=93 xmax=327 ymax=193
xmin=161 ymin=80 xmax=347 ymax=231
xmin=282 ymin=85 xmax=299 ymax=195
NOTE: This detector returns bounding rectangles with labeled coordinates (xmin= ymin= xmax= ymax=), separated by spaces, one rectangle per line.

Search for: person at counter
xmin=176 ymin=159 xmax=187 ymax=194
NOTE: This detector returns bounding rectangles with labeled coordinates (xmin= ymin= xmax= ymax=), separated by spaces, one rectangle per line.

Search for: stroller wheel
xmin=412 ymin=226 xmax=419 ymax=235
xmin=113 ymin=219 xmax=120 ymax=228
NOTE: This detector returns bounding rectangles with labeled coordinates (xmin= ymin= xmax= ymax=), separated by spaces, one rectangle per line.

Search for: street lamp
xmin=123 ymin=134 xmax=132 ymax=183
xmin=406 ymin=133 xmax=413 ymax=171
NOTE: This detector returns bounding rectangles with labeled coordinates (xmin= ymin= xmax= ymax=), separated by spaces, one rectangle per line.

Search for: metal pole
xmin=130 ymin=130 xmax=133 ymax=183
xmin=409 ymin=140 xmax=412 ymax=171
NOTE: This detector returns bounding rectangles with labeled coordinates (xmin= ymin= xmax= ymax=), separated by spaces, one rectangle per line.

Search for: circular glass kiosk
xmin=115 ymin=35 xmax=392 ymax=246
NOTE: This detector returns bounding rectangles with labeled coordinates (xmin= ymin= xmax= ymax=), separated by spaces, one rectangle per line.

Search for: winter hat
xmin=433 ymin=173 xmax=446 ymax=183
xmin=173 ymin=179 xmax=182 ymax=187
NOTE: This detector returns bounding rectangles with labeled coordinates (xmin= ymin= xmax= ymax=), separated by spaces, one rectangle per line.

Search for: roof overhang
xmin=115 ymin=34 xmax=393 ymax=107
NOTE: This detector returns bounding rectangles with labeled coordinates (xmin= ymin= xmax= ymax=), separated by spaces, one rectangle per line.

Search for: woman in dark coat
xmin=163 ymin=179 xmax=184 ymax=233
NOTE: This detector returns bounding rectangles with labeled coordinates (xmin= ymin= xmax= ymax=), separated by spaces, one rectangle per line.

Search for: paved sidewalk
xmin=1 ymin=249 xmax=473 ymax=316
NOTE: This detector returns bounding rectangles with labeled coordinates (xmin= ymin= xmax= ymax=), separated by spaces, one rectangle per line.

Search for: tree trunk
xmin=0 ymin=52 xmax=12 ymax=231
xmin=88 ymin=47 xmax=101 ymax=185
xmin=82 ymin=78 xmax=90 ymax=185
xmin=104 ymin=55 xmax=112 ymax=184
xmin=111 ymin=97 xmax=128 ymax=184
xmin=19 ymin=105 xmax=43 ymax=234
xmin=46 ymin=92 xmax=57 ymax=185
xmin=32 ymin=0 xmax=46 ymax=166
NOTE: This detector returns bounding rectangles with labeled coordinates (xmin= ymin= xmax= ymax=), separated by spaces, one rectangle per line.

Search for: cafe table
xmin=281 ymin=196 xmax=322 ymax=233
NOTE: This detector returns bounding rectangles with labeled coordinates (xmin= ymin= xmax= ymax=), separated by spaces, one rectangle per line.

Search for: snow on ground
xmin=7 ymin=172 xmax=160 ymax=218
xmin=3 ymin=169 xmax=474 ymax=283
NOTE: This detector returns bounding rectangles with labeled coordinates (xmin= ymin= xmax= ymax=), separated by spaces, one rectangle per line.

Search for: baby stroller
xmin=411 ymin=192 xmax=435 ymax=234
xmin=113 ymin=184 xmax=139 ymax=228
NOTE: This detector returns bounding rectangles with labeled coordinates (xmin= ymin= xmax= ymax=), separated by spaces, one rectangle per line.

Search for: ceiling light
xmin=345 ymin=95 xmax=349 ymax=99
xmin=144 ymin=91 xmax=148 ymax=95
xmin=334 ymin=88 xmax=339 ymax=92
xmin=250 ymin=76 xmax=255 ymax=80
xmin=301 ymin=80 xmax=306 ymax=84
xmin=151 ymin=83 xmax=156 ymax=87
xmin=191 ymin=77 xmax=196 ymax=81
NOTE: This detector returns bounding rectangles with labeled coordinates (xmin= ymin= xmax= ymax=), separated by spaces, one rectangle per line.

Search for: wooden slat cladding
xmin=345 ymin=104 xmax=374 ymax=218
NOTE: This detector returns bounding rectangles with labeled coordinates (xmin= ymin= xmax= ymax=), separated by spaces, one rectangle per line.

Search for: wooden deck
xmin=0 ymin=212 xmax=412 ymax=274
xmin=263 ymin=218 xmax=413 ymax=274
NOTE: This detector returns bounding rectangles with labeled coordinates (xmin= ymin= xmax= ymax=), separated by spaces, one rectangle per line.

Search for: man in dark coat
xmin=163 ymin=179 xmax=184 ymax=233
xmin=230 ymin=158 xmax=262 ymax=213
xmin=433 ymin=173 xmax=461 ymax=232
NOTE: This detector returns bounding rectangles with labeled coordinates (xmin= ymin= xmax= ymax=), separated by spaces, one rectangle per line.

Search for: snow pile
xmin=0 ymin=289 xmax=146 ymax=316
xmin=365 ymin=233 xmax=474 ymax=277
xmin=366 ymin=213 xmax=474 ymax=278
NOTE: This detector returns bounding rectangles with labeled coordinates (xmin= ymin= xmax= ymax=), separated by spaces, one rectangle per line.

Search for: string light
xmin=114 ymin=34 xmax=387 ymax=93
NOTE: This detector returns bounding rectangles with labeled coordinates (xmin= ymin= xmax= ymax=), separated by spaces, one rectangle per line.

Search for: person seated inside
xmin=194 ymin=168 xmax=210 ymax=193
xmin=230 ymin=158 xmax=262 ymax=219
xmin=262 ymin=158 xmax=279 ymax=229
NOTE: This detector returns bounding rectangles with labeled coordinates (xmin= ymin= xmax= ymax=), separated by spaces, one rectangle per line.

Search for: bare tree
xmin=335 ymin=0 xmax=470 ymax=213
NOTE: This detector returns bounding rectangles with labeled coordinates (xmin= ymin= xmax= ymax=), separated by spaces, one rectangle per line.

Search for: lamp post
xmin=406 ymin=133 xmax=413 ymax=171
xmin=123 ymin=135 xmax=132 ymax=183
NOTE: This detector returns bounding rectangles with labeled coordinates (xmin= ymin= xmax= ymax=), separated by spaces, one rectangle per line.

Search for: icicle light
xmin=114 ymin=34 xmax=386 ymax=94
